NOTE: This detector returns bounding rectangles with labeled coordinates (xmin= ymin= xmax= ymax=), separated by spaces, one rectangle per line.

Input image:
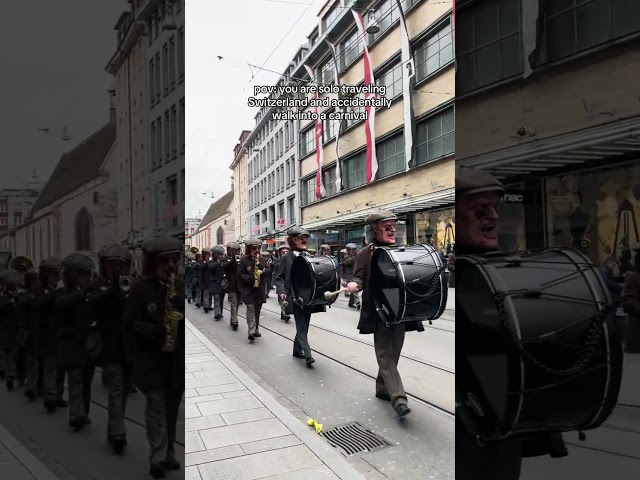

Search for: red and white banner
xmin=352 ymin=10 xmax=378 ymax=183
xmin=395 ymin=0 xmax=416 ymax=171
xmin=303 ymin=64 xmax=326 ymax=200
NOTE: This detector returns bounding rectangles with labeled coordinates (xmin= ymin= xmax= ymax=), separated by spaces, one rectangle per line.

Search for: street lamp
xmin=366 ymin=9 xmax=380 ymax=34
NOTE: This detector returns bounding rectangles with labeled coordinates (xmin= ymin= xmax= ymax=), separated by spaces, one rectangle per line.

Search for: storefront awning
xmin=301 ymin=187 xmax=455 ymax=231
xmin=458 ymin=116 xmax=640 ymax=178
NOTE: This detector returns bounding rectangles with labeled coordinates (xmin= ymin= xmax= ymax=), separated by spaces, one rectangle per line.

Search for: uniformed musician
xmin=208 ymin=246 xmax=225 ymax=320
xmin=221 ymin=242 xmax=241 ymax=330
xmin=237 ymin=238 xmax=270 ymax=343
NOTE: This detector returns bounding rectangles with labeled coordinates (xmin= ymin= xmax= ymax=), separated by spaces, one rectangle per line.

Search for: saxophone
xmin=254 ymin=265 xmax=262 ymax=287
xmin=162 ymin=274 xmax=184 ymax=353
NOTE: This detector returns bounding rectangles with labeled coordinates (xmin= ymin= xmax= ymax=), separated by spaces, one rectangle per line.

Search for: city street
xmin=187 ymin=289 xmax=456 ymax=480
xmin=0 ymin=368 xmax=185 ymax=480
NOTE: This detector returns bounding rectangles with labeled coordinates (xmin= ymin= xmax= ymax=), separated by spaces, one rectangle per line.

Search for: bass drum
xmin=370 ymin=244 xmax=447 ymax=325
xmin=455 ymin=248 xmax=623 ymax=442
xmin=292 ymin=254 xmax=341 ymax=307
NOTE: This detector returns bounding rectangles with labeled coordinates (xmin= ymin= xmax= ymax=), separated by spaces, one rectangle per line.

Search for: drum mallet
xmin=324 ymin=286 xmax=349 ymax=301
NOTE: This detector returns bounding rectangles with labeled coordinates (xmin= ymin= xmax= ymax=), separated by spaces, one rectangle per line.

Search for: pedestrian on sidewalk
xmin=221 ymin=242 xmax=241 ymax=330
xmin=273 ymin=245 xmax=291 ymax=322
xmin=622 ymin=248 xmax=640 ymax=353
xmin=276 ymin=226 xmax=325 ymax=368
xmin=346 ymin=210 xmax=419 ymax=417
xmin=238 ymin=238 xmax=270 ymax=343
xmin=124 ymin=236 xmax=184 ymax=479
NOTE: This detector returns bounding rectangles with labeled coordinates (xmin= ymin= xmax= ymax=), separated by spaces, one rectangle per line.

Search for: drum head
xmin=371 ymin=244 xmax=447 ymax=324
xmin=292 ymin=255 xmax=340 ymax=307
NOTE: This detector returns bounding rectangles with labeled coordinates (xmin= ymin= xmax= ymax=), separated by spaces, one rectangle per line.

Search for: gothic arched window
xmin=216 ymin=226 xmax=224 ymax=245
xmin=75 ymin=207 xmax=93 ymax=251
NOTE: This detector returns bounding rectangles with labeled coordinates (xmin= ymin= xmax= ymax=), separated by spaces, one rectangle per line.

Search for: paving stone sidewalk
xmin=0 ymin=424 xmax=59 ymax=480
xmin=184 ymin=319 xmax=367 ymax=480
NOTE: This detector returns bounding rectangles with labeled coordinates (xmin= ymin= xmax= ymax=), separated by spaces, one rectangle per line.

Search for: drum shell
xmin=456 ymin=248 xmax=623 ymax=442
xmin=370 ymin=244 xmax=448 ymax=325
xmin=291 ymin=255 xmax=341 ymax=307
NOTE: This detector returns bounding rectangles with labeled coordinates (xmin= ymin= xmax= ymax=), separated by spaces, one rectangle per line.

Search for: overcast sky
xmin=186 ymin=0 xmax=322 ymax=218
xmin=0 ymin=0 xmax=127 ymax=189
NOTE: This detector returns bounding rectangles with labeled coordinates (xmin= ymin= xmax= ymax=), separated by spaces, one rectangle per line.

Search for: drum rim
xmin=292 ymin=254 xmax=340 ymax=307
xmin=457 ymin=248 xmax=616 ymax=437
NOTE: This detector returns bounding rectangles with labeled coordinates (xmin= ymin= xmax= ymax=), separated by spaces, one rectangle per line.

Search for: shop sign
xmin=503 ymin=191 xmax=531 ymax=204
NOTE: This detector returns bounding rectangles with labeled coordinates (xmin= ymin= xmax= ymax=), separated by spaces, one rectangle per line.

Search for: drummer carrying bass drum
xmin=275 ymin=226 xmax=324 ymax=367
xmin=452 ymin=168 xmax=567 ymax=479
xmin=347 ymin=209 xmax=423 ymax=418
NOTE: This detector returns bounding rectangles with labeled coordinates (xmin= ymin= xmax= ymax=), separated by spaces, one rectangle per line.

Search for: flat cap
xmin=99 ymin=245 xmax=132 ymax=262
xmin=266 ymin=247 xmax=274 ymax=252
xmin=260 ymin=251 xmax=270 ymax=256
xmin=62 ymin=253 xmax=95 ymax=273
xmin=457 ymin=167 xmax=504 ymax=197
xmin=201 ymin=247 xmax=212 ymax=254
xmin=226 ymin=242 xmax=240 ymax=250
xmin=346 ymin=243 xmax=358 ymax=249
xmin=288 ymin=226 xmax=309 ymax=237
xmin=364 ymin=209 xmax=397 ymax=225
xmin=277 ymin=245 xmax=289 ymax=251
xmin=308 ymin=248 xmax=317 ymax=254
xmin=39 ymin=258 xmax=63 ymax=272
xmin=340 ymin=248 xmax=347 ymax=253
xmin=212 ymin=246 xmax=225 ymax=255
xmin=245 ymin=238 xmax=262 ymax=246
xmin=142 ymin=236 xmax=182 ymax=256
xmin=320 ymin=244 xmax=330 ymax=250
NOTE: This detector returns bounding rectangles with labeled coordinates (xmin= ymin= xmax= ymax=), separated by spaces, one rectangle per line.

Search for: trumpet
xmin=235 ymin=255 xmax=241 ymax=262
xmin=118 ymin=275 xmax=133 ymax=292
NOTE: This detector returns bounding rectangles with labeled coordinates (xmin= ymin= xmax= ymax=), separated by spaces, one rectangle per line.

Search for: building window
xmin=344 ymin=99 xmax=365 ymax=129
xmin=179 ymin=98 xmax=185 ymax=152
xmin=289 ymin=157 xmax=296 ymax=184
xmin=284 ymin=123 xmax=290 ymax=149
xmin=155 ymin=53 xmax=161 ymax=103
xmin=216 ymin=226 xmax=224 ymax=245
xmin=320 ymin=58 xmax=335 ymax=85
xmin=457 ymin=0 xmax=522 ymax=94
xmin=322 ymin=5 xmax=340 ymax=32
xmin=323 ymin=166 xmax=337 ymax=196
xmin=169 ymin=35 xmax=176 ymax=88
xmin=414 ymin=19 xmax=453 ymax=83
xmin=302 ymin=178 xmax=315 ymax=206
xmin=545 ymin=0 xmax=640 ymax=63
xmin=149 ymin=58 xmax=155 ymax=107
xmin=275 ymin=133 xmax=280 ymax=158
xmin=415 ymin=108 xmax=455 ymax=165
xmin=178 ymin=27 xmax=185 ymax=79
xmin=288 ymin=196 xmax=296 ymax=224
xmin=339 ymin=29 xmax=363 ymax=71
xmin=377 ymin=63 xmax=403 ymax=100
xmin=162 ymin=43 xmax=169 ymax=95
xmin=376 ymin=133 xmax=405 ymax=179
xmin=343 ymin=152 xmax=367 ymax=190
xmin=286 ymin=160 xmax=291 ymax=186
xmin=280 ymin=165 xmax=285 ymax=192
xmin=323 ymin=113 xmax=336 ymax=142
xmin=151 ymin=121 xmax=157 ymax=169
xmin=279 ymin=128 xmax=284 ymax=155
xmin=300 ymin=127 xmax=316 ymax=157
xmin=75 ymin=207 xmax=92 ymax=251
xmin=278 ymin=201 xmax=285 ymax=224
xmin=164 ymin=111 xmax=171 ymax=162
xmin=157 ymin=116 xmax=163 ymax=164
xmin=171 ymin=105 xmax=178 ymax=158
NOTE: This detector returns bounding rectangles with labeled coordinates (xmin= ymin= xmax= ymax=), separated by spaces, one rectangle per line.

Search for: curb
xmin=186 ymin=318 xmax=367 ymax=480
xmin=0 ymin=424 xmax=59 ymax=480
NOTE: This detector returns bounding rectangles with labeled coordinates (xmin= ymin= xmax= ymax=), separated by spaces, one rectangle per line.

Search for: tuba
xmin=190 ymin=247 xmax=199 ymax=254
xmin=9 ymin=256 xmax=34 ymax=274
xmin=162 ymin=274 xmax=184 ymax=353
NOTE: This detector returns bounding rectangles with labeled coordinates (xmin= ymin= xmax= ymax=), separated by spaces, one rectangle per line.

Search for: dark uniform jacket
xmin=185 ymin=262 xmax=195 ymax=287
xmin=207 ymin=259 xmax=224 ymax=295
xmin=353 ymin=240 xmax=424 ymax=335
xmin=341 ymin=254 xmax=356 ymax=282
xmin=87 ymin=280 xmax=131 ymax=366
xmin=237 ymin=255 xmax=270 ymax=305
xmin=124 ymin=276 xmax=185 ymax=393
xmin=34 ymin=289 xmax=59 ymax=357
xmin=15 ymin=291 xmax=37 ymax=352
xmin=0 ymin=293 xmax=19 ymax=348
xmin=275 ymin=251 xmax=325 ymax=316
xmin=221 ymin=256 xmax=239 ymax=294
xmin=623 ymin=270 xmax=640 ymax=353
xmin=56 ymin=287 xmax=92 ymax=369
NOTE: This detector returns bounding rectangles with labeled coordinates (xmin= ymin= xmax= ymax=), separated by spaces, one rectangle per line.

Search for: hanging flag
xmin=394 ymin=0 xmax=416 ymax=171
xmin=325 ymin=39 xmax=344 ymax=191
xmin=352 ymin=10 xmax=378 ymax=184
xmin=303 ymin=64 xmax=326 ymax=200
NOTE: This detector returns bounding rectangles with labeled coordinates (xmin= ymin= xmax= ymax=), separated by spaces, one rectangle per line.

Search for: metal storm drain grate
xmin=319 ymin=422 xmax=391 ymax=457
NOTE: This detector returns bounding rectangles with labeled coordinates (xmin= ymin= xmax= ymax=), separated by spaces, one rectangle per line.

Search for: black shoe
xmin=375 ymin=392 xmax=391 ymax=401
xmin=254 ymin=331 xmax=261 ymax=338
xmin=44 ymin=398 xmax=56 ymax=413
xmin=188 ymin=298 xmax=191 ymax=304
xmin=84 ymin=416 xmax=92 ymax=425
xmin=149 ymin=463 xmax=166 ymax=479
xmin=195 ymin=303 xmax=200 ymax=308
xmin=55 ymin=398 xmax=69 ymax=407
xmin=394 ymin=403 xmax=411 ymax=417
xmin=305 ymin=357 xmax=315 ymax=368
xmin=110 ymin=435 xmax=127 ymax=454
xmin=248 ymin=334 xmax=255 ymax=343
xmin=293 ymin=352 xmax=305 ymax=359
xmin=24 ymin=390 xmax=36 ymax=401
xmin=231 ymin=323 xmax=238 ymax=331
xmin=161 ymin=458 xmax=181 ymax=470
xmin=214 ymin=315 xmax=221 ymax=321
xmin=282 ymin=315 xmax=290 ymax=323
xmin=69 ymin=417 xmax=85 ymax=431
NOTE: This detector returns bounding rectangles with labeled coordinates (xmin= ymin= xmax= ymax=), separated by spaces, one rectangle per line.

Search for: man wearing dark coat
xmin=124 ymin=236 xmax=184 ymax=479
xmin=275 ymin=226 xmax=325 ymax=367
xmin=221 ymin=242 xmax=240 ymax=330
xmin=273 ymin=245 xmax=291 ymax=322
xmin=237 ymin=238 xmax=270 ymax=344
xmin=208 ymin=246 xmax=225 ymax=320
xmin=347 ymin=210 xmax=420 ymax=417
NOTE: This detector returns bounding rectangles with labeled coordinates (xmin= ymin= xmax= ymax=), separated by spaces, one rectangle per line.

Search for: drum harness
xmin=488 ymin=254 xmax=612 ymax=442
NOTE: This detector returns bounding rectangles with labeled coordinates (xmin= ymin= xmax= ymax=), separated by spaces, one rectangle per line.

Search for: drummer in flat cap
xmin=275 ymin=226 xmax=325 ymax=367
xmin=221 ymin=242 xmax=241 ymax=330
xmin=33 ymin=258 xmax=66 ymax=412
xmin=237 ymin=238 xmax=271 ymax=343
xmin=124 ymin=236 xmax=184 ymax=478
xmin=86 ymin=245 xmax=133 ymax=453
xmin=454 ymin=167 xmax=566 ymax=479
xmin=347 ymin=209 xmax=423 ymax=417
xmin=56 ymin=253 xmax=97 ymax=431
xmin=274 ymin=244 xmax=291 ymax=322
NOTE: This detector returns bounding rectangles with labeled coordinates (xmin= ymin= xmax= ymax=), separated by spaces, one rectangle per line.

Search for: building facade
xmin=456 ymin=0 xmax=640 ymax=271
xmin=106 ymin=5 xmax=151 ymax=257
xmin=184 ymin=216 xmax=202 ymax=242
xmin=190 ymin=191 xmax=235 ymax=251
xmin=230 ymin=130 xmax=251 ymax=243
xmin=139 ymin=0 xmax=186 ymax=237
xmin=244 ymin=47 xmax=308 ymax=247
xmin=294 ymin=0 xmax=455 ymax=250
xmin=0 ymin=179 xmax=44 ymax=235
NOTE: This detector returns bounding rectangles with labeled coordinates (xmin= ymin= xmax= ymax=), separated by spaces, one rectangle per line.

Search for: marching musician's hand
xmin=347 ymin=282 xmax=359 ymax=294
xmin=278 ymin=294 xmax=286 ymax=302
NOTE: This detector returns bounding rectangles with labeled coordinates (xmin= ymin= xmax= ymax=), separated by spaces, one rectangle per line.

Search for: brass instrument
xmin=9 ymin=256 xmax=34 ymax=274
xmin=254 ymin=266 xmax=262 ymax=288
xmin=118 ymin=275 xmax=133 ymax=292
xmin=190 ymin=247 xmax=199 ymax=254
xmin=235 ymin=255 xmax=241 ymax=262
xmin=162 ymin=274 xmax=184 ymax=353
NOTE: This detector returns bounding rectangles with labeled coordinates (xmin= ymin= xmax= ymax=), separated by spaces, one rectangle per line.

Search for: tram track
xmin=208 ymin=303 xmax=455 ymax=418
